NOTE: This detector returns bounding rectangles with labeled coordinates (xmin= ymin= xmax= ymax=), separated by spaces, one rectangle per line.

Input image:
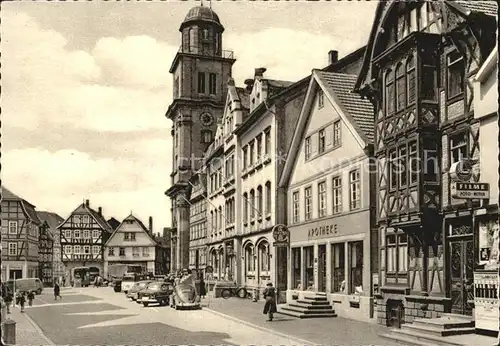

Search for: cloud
xmin=1 ymin=10 xmax=175 ymax=133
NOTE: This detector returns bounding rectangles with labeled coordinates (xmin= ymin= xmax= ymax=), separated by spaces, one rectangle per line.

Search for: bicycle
xmin=221 ymin=285 xmax=248 ymax=299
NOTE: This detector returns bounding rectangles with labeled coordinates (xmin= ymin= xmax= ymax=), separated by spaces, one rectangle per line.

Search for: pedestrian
xmin=4 ymin=290 xmax=13 ymax=314
xmin=262 ymin=282 xmax=277 ymax=322
xmin=54 ymin=282 xmax=61 ymax=300
xmin=199 ymin=277 xmax=207 ymax=299
xmin=27 ymin=291 xmax=35 ymax=307
xmin=19 ymin=292 xmax=26 ymax=313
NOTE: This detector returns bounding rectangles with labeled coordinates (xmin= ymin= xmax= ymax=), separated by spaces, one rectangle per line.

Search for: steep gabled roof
xmin=37 ymin=211 xmax=64 ymax=230
xmin=315 ymin=71 xmax=374 ymax=142
xmin=236 ymin=87 xmax=250 ymax=110
xmin=57 ymin=201 xmax=113 ymax=233
xmin=2 ymin=186 xmax=41 ymax=224
xmin=105 ymin=213 xmax=156 ymax=246
xmin=279 ymin=70 xmax=374 ymax=188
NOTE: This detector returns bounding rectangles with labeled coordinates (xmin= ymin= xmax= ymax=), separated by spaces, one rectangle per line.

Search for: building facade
xmin=354 ymin=1 xmax=497 ymax=327
xmin=279 ymin=69 xmax=375 ymax=322
xmin=165 ymin=5 xmax=235 ymax=271
xmin=188 ymin=171 xmax=208 ymax=274
xmin=153 ymin=228 xmax=171 ymax=275
xmin=37 ymin=212 xmax=65 ymax=285
xmin=104 ymin=214 xmax=157 ymax=277
xmin=58 ymin=200 xmax=113 ymax=281
xmin=38 ymin=221 xmax=54 ymax=286
xmin=1 ymin=187 xmax=42 ymax=280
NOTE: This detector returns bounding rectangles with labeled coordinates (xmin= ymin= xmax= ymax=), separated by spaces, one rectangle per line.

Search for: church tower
xmin=165 ymin=5 xmax=235 ymax=271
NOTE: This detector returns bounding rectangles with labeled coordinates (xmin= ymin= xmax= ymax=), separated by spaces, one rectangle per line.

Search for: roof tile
xmin=454 ymin=1 xmax=498 ymax=16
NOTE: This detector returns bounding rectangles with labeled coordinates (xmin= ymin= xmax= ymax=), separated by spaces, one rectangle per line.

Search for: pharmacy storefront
xmin=286 ymin=210 xmax=374 ymax=322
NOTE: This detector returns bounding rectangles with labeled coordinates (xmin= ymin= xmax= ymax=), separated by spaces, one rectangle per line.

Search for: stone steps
xmin=278 ymin=293 xmax=336 ymax=319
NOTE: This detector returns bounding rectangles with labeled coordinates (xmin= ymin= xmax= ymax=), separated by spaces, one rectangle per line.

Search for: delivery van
xmin=6 ymin=278 xmax=44 ymax=295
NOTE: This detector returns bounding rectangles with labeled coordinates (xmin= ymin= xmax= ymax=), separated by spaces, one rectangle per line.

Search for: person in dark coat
xmin=27 ymin=291 xmax=35 ymax=307
xmin=3 ymin=289 xmax=13 ymax=314
xmin=54 ymin=282 xmax=61 ymax=300
xmin=262 ymin=282 xmax=277 ymax=322
xmin=19 ymin=292 xmax=26 ymax=313
xmin=199 ymin=277 xmax=207 ymax=299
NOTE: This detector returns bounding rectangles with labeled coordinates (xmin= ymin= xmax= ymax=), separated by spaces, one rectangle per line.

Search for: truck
xmin=108 ymin=264 xmax=146 ymax=293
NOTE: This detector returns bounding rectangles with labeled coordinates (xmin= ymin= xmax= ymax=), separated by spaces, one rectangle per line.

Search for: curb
xmin=203 ymin=307 xmax=314 ymax=345
xmin=15 ymin=307 xmax=55 ymax=346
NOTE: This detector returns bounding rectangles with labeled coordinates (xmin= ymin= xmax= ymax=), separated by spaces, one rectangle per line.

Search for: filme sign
xmin=449 ymin=160 xmax=490 ymax=199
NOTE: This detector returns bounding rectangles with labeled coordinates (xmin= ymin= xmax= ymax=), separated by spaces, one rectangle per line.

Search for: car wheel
xmin=143 ymin=302 xmax=149 ymax=307
xmin=221 ymin=289 xmax=231 ymax=299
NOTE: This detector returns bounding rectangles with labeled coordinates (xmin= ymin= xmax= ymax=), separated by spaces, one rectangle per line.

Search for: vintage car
xmin=138 ymin=281 xmax=173 ymax=307
xmin=171 ymin=277 xmax=201 ymax=310
xmin=126 ymin=280 xmax=153 ymax=301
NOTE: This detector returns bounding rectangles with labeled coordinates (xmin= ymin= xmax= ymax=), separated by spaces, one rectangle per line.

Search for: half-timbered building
xmin=38 ymin=220 xmax=54 ymax=286
xmin=37 ymin=212 xmax=65 ymax=285
xmin=1 ymin=187 xmax=42 ymax=280
xmin=58 ymin=199 xmax=113 ymax=282
xmin=354 ymin=0 xmax=497 ymax=329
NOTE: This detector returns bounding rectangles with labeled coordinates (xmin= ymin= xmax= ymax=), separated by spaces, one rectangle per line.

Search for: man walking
xmin=54 ymin=282 xmax=61 ymax=300
xmin=262 ymin=282 xmax=277 ymax=322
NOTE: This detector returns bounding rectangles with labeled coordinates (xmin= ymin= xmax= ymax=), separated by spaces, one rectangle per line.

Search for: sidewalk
xmin=2 ymin=306 xmax=54 ymax=346
xmin=202 ymin=296 xmax=399 ymax=346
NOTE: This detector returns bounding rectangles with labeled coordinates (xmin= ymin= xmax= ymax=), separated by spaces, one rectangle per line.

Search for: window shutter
xmin=310 ymin=133 xmax=318 ymax=155
xmin=325 ymin=124 xmax=333 ymax=147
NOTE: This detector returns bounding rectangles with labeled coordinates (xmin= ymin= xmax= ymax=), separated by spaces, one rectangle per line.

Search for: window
xmin=385 ymin=69 xmax=394 ymax=115
xmin=304 ymin=246 xmax=314 ymax=289
xmin=198 ymin=72 xmax=206 ymax=94
xmin=292 ymin=191 xmax=300 ymax=223
xmin=292 ymin=248 xmax=302 ymax=289
xmin=74 ymin=245 xmax=81 ymax=254
xmin=92 ymin=230 xmax=99 ymax=239
xmin=257 ymin=186 xmax=263 ymax=217
xmin=249 ymin=141 xmax=254 ymax=166
xmin=259 ymin=242 xmax=270 ymax=272
xmin=74 ymin=230 xmax=80 ymax=238
xmin=202 ymin=28 xmax=209 ymax=40
xmin=83 ymin=230 xmax=90 ymax=238
xmin=349 ymin=170 xmax=361 ymax=210
xmin=82 ymin=215 xmax=89 ymax=224
xmin=209 ymin=73 xmax=217 ymax=95
xmin=130 ymin=233 xmax=136 ymax=241
xmin=450 ymin=132 xmax=468 ymax=165
xmin=214 ymin=210 xmax=218 ymax=230
xmin=92 ymin=246 xmax=99 ymax=255
xmin=395 ymin=63 xmax=405 ymax=111
xmin=331 ymin=243 xmax=345 ymax=293
xmin=409 ymin=142 xmax=418 ymax=185
xmin=349 ymin=241 xmax=363 ymax=293
xmin=133 ymin=247 xmax=140 ymax=257
xmin=447 ymin=51 xmax=464 ymax=98
xmin=386 ymin=233 xmax=408 ymax=276
xmin=318 ymin=89 xmax=324 ymax=109
xmin=243 ymin=193 xmax=248 ymax=223
xmin=174 ymin=76 xmax=179 ymax=98
xmin=124 ymin=232 xmax=129 ymax=241
xmin=424 ymin=149 xmax=438 ymax=181
xmin=8 ymin=243 xmax=17 ymax=256
xmin=84 ymin=246 xmax=90 ymax=254
xmin=65 ymin=245 xmax=72 ymax=254
xmin=243 ymin=146 xmax=248 ymax=170
xmin=304 ymin=187 xmax=312 ymax=221
xmin=202 ymin=130 xmax=213 ymax=144
xmin=264 ymin=128 xmax=271 ymax=155
xmin=318 ymin=129 xmax=326 ymax=154
xmin=318 ymin=181 xmax=327 ymax=218
xmin=398 ymin=147 xmax=407 ymax=187
xmin=305 ymin=137 xmax=312 ymax=160
xmin=8 ymin=221 xmax=18 ymax=234
xmin=250 ymin=190 xmax=255 ymax=219
xmin=406 ymin=61 xmax=415 ymax=103
xmin=422 ymin=65 xmax=436 ymax=100
xmin=332 ymin=176 xmax=342 ymax=214
xmin=265 ymin=182 xmax=272 ymax=215
xmin=256 ymin=136 xmax=262 ymax=161
xmin=119 ymin=247 xmax=125 ymax=256
xmin=65 ymin=230 xmax=71 ymax=239
xmin=333 ymin=121 xmax=341 ymax=146
xmin=245 ymin=245 xmax=255 ymax=273
xmin=389 ymin=150 xmax=397 ymax=190
xmin=108 ymin=247 xmax=114 ymax=256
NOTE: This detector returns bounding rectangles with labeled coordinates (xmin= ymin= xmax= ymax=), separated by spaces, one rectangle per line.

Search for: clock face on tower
xmin=200 ymin=112 xmax=214 ymax=127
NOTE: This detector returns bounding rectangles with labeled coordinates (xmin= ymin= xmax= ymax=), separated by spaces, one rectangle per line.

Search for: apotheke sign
xmin=451 ymin=182 xmax=490 ymax=199
xmin=308 ymin=224 xmax=338 ymax=240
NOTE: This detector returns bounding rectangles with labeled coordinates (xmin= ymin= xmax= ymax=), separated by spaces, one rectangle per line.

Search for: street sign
xmin=272 ymin=224 xmax=290 ymax=247
xmin=451 ymin=182 xmax=490 ymax=199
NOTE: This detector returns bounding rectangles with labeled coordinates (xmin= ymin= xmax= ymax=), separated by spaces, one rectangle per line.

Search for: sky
xmin=1 ymin=0 xmax=377 ymax=234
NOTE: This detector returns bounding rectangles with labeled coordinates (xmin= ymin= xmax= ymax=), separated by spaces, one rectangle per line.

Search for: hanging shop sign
xmin=272 ymin=224 xmax=290 ymax=247
xmin=451 ymin=182 xmax=490 ymax=199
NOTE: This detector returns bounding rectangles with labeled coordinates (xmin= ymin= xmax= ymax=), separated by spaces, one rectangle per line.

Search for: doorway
xmin=386 ymin=299 xmax=404 ymax=328
xmin=318 ymin=244 xmax=327 ymax=292
xmin=449 ymin=238 xmax=474 ymax=315
xmin=9 ymin=270 xmax=22 ymax=280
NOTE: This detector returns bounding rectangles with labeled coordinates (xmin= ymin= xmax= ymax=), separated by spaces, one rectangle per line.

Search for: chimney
xmin=85 ymin=199 xmax=89 ymax=207
xmin=149 ymin=217 xmax=153 ymax=233
xmin=254 ymin=67 xmax=267 ymax=80
xmin=98 ymin=207 xmax=102 ymax=216
xmin=244 ymin=78 xmax=254 ymax=92
xmin=328 ymin=50 xmax=339 ymax=65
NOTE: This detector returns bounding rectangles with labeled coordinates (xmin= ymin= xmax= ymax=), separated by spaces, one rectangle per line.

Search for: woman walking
xmin=199 ymin=277 xmax=207 ymax=299
xmin=18 ymin=292 xmax=26 ymax=313
xmin=262 ymin=282 xmax=277 ymax=322
xmin=54 ymin=282 xmax=61 ymax=300
xmin=27 ymin=291 xmax=35 ymax=307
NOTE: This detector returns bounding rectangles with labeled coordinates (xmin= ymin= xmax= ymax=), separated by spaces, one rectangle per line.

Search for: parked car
xmin=6 ymin=278 xmax=43 ymax=295
xmin=126 ymin=281 xmax=153 ymax=301
xmin=138 ymin=281 xmax=173 ymax=307
xmin=171 ymin=279 xmax=200 ymax=310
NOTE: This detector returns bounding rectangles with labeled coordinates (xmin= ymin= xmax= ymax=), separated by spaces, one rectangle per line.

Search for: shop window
xmin=349 ymin=241 xmax=363 ymax=293
xmin=292 ymin=248 xmax=302 ymax=290
xmin=258 ymin=242 xmax=270 ymax=273
xmin=305 ymin=136 xmax=312 ymax=160
xmin=450 ymin=132 xmax=468 ymax=165
xmin=304 ymin=186 xmax=312 ymax=221
xmin=245 ymin=245 xmax=255 ymax=274
xmin=332 ymin=176 xmax=342 ymax=214
xmin=292 ymin=191 xmax=300 ymax=223
xmin=331 ymin=243 xmax=345 ymax=293
xmin=395 ymin=63 xmax=405 ymax=111
xmin=349 ymin=170 xmax=361 ymax=210
xmin=386 ymin=233 xmax=408 ymax=278
xmin=385 ymin=69 xmax=395 ymax=115
xmin=318 ymin=181 xmax=327 ymax=218
xmin=304 ymin=246 xmax=314 ymax=290
xmin=447 ymin=51 xmax=464 ymax=99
